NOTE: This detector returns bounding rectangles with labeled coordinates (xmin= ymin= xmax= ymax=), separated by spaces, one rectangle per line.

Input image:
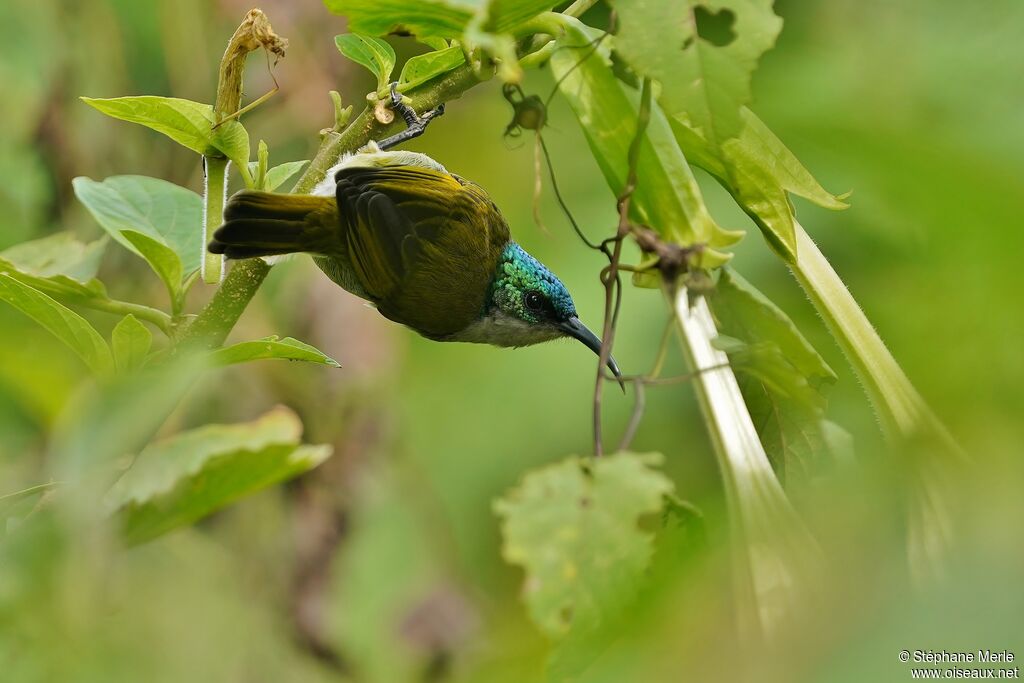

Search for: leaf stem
xmin=78 ymin=296 xmax=173 ymax=335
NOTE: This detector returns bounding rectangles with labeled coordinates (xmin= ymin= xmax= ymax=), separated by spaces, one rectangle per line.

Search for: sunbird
xmin=209 ymin=88 xmax=621 ymax=382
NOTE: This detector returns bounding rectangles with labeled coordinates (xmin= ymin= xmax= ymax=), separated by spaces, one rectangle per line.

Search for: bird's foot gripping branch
xmin=0 ymin=1 xmax=964 ymax=678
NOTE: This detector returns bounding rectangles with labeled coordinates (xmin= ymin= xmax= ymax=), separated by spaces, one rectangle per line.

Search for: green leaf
xmin=495 ymin=452 xmax=673 ymax=638
xmin=671 ymin=108 xmax=848 ymax=262
xmin=210 ymin=336 xmax=340 ymax=367
xmin=80 ymin=96 xmax=250 ymax=168
xmin=0 ymin=256 xmax=111 ymax=309
xmin=121 ymin=229 xmax=184 ymax=304
xmin=72 ymin=175 xmax=203 ymax=275
xmin=0 ymin=232 xmax=107 ymax=281
xmin=712 ymin=269 xmax=836 ymax=389
xmin=111 ymin=314 xmax=152 ymax=374
xmin=612 ymin=0 xmax=782 ymax=145
xmin=334 ymin=34 xmax=396 ymax=90
xmin=324 ymin=0 xmax=558 ymax=37
xmin=107 ymin=407 xmax=332 ymax=545
xmin=399 ymin=46 xmax=466 ymax=90
xmin=0 ymin=233 xmax=112 ymax=310
xmin=710 ymin=269 xmax=839 ymax=481
xmin=0 ymin=274 xmax=112 ymax=376
xmin=420 ymin=36 xmax=449 ymax=51
xmin=245 ymin=159 xmax=309 ymax=192
xmin=551 ymin=19 xmax=743 ymax=267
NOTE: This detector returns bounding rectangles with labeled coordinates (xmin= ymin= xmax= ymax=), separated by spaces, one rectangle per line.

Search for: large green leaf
xmin=334 ymin=34 xmax=396 ymax=91
xmin=0 ymin=274 xmax=112 ymax=376
xmin=210 ymin=336 xmax=340 ymax=367
xmin=324 ymin=0 xmax=558 ymax=37
xmin=111 ymin=314 xmax=152 ymax=374
xmin=398 ymin=46 xmax=466 ymax=90
xmin=612 ymin=0 xmax=781 ymax=144
xmin=551 ymin=19 xmax=743 ymax=267
xmin=0 ymin=232 xmax=107 ymax=281
xmin=671 ymin=108 xmax=848 ymax=261
xmin=495 ymin=452 xmax=672 ymax=638
xmin=72 ymin=175 xmax=203 ymax=275
xmin=107 ymin=406 xmax=332 ymax=545
xmin=81 ymin=96 xmax=250 ymax=169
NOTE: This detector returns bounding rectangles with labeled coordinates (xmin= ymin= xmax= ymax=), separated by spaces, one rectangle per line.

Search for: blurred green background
xmin=1 ymin=0 xmax=1022 ymax=681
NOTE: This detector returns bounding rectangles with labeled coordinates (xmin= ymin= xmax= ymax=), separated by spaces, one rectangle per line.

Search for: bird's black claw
xmin=377 ymin=82 xmax=445 ymax=151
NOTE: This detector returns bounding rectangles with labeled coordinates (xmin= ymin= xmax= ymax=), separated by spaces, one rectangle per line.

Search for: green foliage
xmin=122 ymin=230 xmax=185 ymax=309
xmin=211 ymin=336 xmax=340 ymax=367
xmin=335 ymin=34 xmax=397 ymax=91
xmin=711 ymin=269 xmax=840 ymax=480
xmin=672 ymin=108 xmax=848 ymax=261
xmin=72 ymin=175 xmax=203 ymax=275
xmin=111 ymin=314 xmax=152 ymax=374
xmin=612 ymin=0 xmax=782 ymax=144
xmin=495 ymin=452 xmax=673 ymax=638
xmin=399 ymin=46 xmax=466 ymax=90
xmin=551 ymin=19 xmax=744 ymax=266
xmin=246 ymin=159 xmax=309 ymax=192
xmin=1 ymin=3 xmax=999 ymax=680
xmin=80 ymin=96 xmax=251 ymax=169
xmin=0 ymin=274 xmax=113 ymax=376
xmin=0 ymin=234 xmax=115 ymax=311
xmin=0 ymin=232 xmax=107 ymax=281
xmin=324 ymin=0 xmax=558 ymax=37
xmin=107 ymin=407 xmax=332 ymax=545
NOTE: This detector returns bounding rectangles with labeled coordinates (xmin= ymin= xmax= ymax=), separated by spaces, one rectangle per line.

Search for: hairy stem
xmin=201 ymin=156 xmax=228 ymax=283
xmin=789 ymin=222 xmax=952 ymax=444
xmin=789 ymin=220 xmax=961 ymax=584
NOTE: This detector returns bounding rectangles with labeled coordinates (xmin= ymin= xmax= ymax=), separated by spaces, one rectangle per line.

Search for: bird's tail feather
xmin=209 ymin=191 xmax=337 ymax=259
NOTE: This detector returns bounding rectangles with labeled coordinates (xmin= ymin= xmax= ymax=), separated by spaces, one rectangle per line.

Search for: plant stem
xmin=668 ymin=284 xmax=821 ymax=641
xmin=202 ymin=156 xmax=228 ymax=284
xmin=81 ymin=297 xmax=173 ymax=335
xmin=789 ymin=220 xmax=961 ymax=585
xmin=789 ymin=222 xmax=952 ymax=444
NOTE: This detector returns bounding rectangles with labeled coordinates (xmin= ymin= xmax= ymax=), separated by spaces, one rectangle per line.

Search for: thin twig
xmin=592 ymin=77 xmax=652 ymax=456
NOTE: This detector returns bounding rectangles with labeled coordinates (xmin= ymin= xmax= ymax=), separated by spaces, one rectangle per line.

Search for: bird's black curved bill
xmin=560 ymin=317 xmax=624 ymax=391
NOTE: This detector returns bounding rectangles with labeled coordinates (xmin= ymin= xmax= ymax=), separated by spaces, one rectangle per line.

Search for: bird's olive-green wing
xmin=335 ymin=165 xmax=510 ymax=337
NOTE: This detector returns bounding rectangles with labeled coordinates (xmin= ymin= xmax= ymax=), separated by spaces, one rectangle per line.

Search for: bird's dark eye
xmin=523 ymin=290 xmax=545 ymax=312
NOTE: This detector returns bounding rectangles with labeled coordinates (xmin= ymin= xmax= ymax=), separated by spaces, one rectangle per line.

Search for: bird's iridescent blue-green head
xmin=466 ymin=242 xmax=621 ymax=382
